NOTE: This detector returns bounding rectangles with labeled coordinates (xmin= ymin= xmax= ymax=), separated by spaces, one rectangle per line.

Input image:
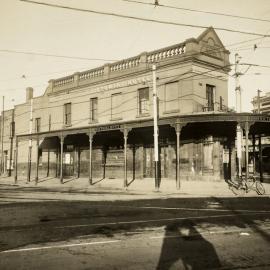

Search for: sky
xmin=0 ymin=0 xmax=270 ymax=111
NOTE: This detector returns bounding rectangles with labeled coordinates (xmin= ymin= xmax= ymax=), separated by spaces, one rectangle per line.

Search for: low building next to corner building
xmin=251 ymin=91 xmax=270 ymax=178
xmin=252 ymin=91 xmax=270 ymax=114
xmin=1 ymin=27 xmax=270 ymax=188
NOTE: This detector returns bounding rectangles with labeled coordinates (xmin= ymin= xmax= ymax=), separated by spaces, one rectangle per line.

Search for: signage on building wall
xmin=97 ymin=76 xmax=152 ymax=93
xmin=96 ymin=124 xmax=121 ymax=132
xmin=50 ymin=75 xmax=152 ymax=102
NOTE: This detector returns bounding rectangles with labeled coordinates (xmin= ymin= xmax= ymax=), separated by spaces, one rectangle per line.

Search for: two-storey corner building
xmin=2 ymin=27 xmax=270 ymax=187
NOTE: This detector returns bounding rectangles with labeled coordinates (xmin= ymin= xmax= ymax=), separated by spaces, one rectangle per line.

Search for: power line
xmin=1 ymin=63 xmax=234 ymax=136
xmin=240 ymin=63 xmax=270 ymax=69
xmin=0 ymin=49 xmax=118 ymax=62
xmin=0 ymin=83 xmax=47 ymax=92
xmin=0 ymin=65 xmax=102 ymax=84
xmin=0 ymin=36 xmax=261 ymax=86
xmin=0 ymin=25 xmax=264 ymax=90
xmin=20 ymin=0 xmax=270 ymax=38
xmin=10 ymin=63 xmax=233 ymax=116
xmin=0 ymin=38 xmax=235 ymax=94
xmin=10 ymin=92 xmax=220 ymax=136
xmin=120 ymin=0 xmax=270 ymax=24
xmin=0 ymin=40 xmax=255 ymax=96
xmin=0 ymin=62 xmax=232 ymax=122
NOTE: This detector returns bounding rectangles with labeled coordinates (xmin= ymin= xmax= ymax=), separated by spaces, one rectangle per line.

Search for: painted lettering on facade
xmin=97 ymin=76 xmax=152 ymax=92
xmin=96 ymin=124 xmax=121 ymax=132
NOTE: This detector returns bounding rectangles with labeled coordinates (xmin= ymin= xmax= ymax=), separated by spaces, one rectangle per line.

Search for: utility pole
xmin=47 ymin=114 xmax=51 ymax=177
xmin=27 ymin=98 xmax=33 ymax=182
xmin=257 ymin=89 xmax=261 ymax=113
xmin=1 ymin=96 xmax=4 ymax=175
xmin=257 ymin=89 xmax=263 ymax=181
xmin=152 ymin=64 xmax=159 ymax=190
xmin=235 ymin=53 xmax=242 ymax=178
xmin=8 ymin=108 xmax=15 ymax=177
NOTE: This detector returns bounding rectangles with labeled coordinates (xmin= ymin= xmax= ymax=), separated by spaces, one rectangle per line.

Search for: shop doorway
xmin=63 ymin=151 xmax=74 ymax=177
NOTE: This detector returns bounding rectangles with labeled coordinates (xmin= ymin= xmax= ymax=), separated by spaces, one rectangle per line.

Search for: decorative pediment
xmin=197 ymin=27 xmax=227 ymax=59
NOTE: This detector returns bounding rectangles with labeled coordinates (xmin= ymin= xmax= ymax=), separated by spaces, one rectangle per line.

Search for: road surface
xmin=0 ymin=185 xmax=269 ymax=269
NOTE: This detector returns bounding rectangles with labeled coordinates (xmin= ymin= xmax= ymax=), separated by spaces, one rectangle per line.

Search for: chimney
xmin=26 ymin=87 xmax=33 ymax=102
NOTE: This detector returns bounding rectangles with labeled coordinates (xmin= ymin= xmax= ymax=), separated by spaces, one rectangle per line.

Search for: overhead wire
xmin=1 ymin=63 xmax=233 ymax=137
xmin=0 ymin=63 xmax=227 ymax=105
xmin=239 ymin=63 xmax=270 ymax=69
xmin=19 ymin=0 xmax=270 ymax=38
xmin=0 ymin=2 xmax=266 ymax=142
xmin=2 ymin=61 xmax=232 ymax=124
xmin=5 ymin=91 xmax=212 ymax=136
xmin=1 ymin=4 xmax=266 ymax=130
xmin=0 ymin=65 xmax=104 ymax=84
xmin=1 ymin=37 xmax=254 ymax=94
xmin=28 ymin=63 xmax=233 ymax=110
xmin=1 ymin=42 xmax=259 ymax=117
xmin=0 ymin=32 xmax=265 ymax=93
xmin=0 ymin=49 xmax=118 ymax=62
xmin=119 ymin=0 xmax=270 ymax=23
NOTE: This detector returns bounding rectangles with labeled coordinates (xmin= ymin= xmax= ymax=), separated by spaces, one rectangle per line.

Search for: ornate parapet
xmin=49 ymin=42 xmax=187 ymax=93
xmin=146 ymin=43 xmax=186 ymax=63
xmin=110 ymin=56 xmax=140 ymax=72
xmin=79 ymin=67 xmax=104 ymax=81
xmin=53 ymin=75 xmax=74 ymax=88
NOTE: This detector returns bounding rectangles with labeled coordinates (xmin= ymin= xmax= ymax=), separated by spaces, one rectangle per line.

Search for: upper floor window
xmin=90 ymin=97 xmax=98 ymax=122
xmin=165 ymin=81 xmax=179 ymax=112
xmin=111 ymin=93 xmax=122 ymax=120
xmin=35 ymin=118 xmax=41 ymax=133
xmin=206 ymin=84 xmax=215 ymax=111
xmin=64 ymin=103 xmax=71 ymax=126
xmin=138 ymin=87 xmax=149 ymax=115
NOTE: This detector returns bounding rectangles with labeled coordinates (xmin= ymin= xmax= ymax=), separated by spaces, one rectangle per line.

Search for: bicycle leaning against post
xmin=227 ymin=175 xmax=265 ymax=196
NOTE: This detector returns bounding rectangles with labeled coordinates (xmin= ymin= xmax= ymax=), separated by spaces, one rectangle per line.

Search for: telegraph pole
xmin=1 ymin=96 xmax=4 ymax=175
xmin=257 ymin=89 xmax=263 ymax=181
xmin=235 ymin=54 xmax=242 ymax=178
xmin=257 ymin=89 xmax=261 ymax=113
xmin=47 ymin=114 xmax=51 ymax=177
xmin=27 ymin=98 xmax=33 ymax=182
xmin=8 ymin=108 xmax=15 ymax=177
xmin=152 ymin=64 xmax=159 ymax=190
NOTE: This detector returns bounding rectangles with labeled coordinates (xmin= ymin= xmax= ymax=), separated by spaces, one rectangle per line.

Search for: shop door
xmin=63 ymin=152 xmax=74 ymax=177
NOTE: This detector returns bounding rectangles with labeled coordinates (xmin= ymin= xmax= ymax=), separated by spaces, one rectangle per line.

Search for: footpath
xmin=0 ymin=176 xmax=269 ymax=199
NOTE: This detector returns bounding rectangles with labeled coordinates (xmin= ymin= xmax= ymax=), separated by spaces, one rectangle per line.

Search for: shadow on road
xmin=0 ymin=195 xmax=269 ymax=258
xmin=156 ymin=219 xmax=221 ymax=270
